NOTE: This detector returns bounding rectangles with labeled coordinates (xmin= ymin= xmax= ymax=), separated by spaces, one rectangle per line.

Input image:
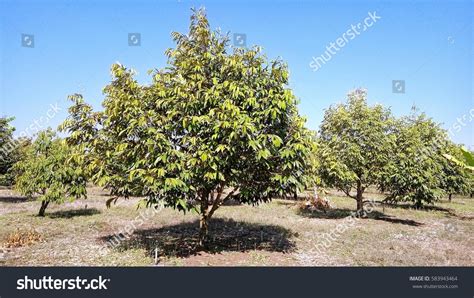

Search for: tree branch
xmin=207 ymin=186 xmax=238 ymax=219
xmin=342 ymin=188 xmax=356 ymax=199
xmin=222 ymin=187 xmax=238 ymax=202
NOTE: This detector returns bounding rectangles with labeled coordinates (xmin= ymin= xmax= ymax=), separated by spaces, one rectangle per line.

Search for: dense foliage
xmin=382 ymin=113 xmax=447 ymax=207
xmin=440 ymin=143 xmax=471 ymax=201
xmin=444 ymin=146 xmax=474 ymax=172
xmin=13 ymin=129 xmax=87 ymax=216
xmin=317 ymin=89 xmax=395 ymax=211
xmin=61 ymin=9 xmax=316 ymax=243
xmin=0 ymin=117 xmax=17 ymax=185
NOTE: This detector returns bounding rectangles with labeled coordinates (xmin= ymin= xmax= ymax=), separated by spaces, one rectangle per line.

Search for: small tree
xmin=61 ymin=8 xmax=315 ymax=244
xmin=13 ymin=129 xmax=87 ymax=216
xmin=383 ymin=112 xmax=445 ymax=207
xmin=318 ymin=89 xmax=395 ymax=211
xmin=0 ymin=117 xmax=16 ymax=185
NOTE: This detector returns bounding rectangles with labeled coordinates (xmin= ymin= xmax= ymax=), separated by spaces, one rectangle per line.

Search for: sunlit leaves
xmin=383 ymin=112 xmax=456 ymax=206
xmin=61 ymin=8 xmax=315 ymax=222
xmin=0 ymin=117 xmax=19 ymax=185
xmin=13 ymin=129 xmax=87 ymax=212
xmin=318 ymin=89 xmax=395 ymax=206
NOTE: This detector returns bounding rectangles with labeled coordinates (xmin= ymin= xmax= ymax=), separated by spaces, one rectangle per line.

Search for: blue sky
xmin=0 ymin=0 xmax=472 ymax=146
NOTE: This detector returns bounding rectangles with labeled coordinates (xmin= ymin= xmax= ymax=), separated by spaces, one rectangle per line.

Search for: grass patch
xmin=4 ymin=229 xmax=42 ymax=248
xmin=0 ymin=188 xmax=472 ymax=266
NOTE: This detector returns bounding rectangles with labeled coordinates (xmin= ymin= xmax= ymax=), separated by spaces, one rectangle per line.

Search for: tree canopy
xmin=13 ymin=129 xmax=87 ymax=216
xmin=317 ymin=89 xmax=395 ymax=211
xmin=440 ymin=143 xmax=471 ymax=201
xmin=382 ymin=112 xmax=447 ymax=207
xmin=61 ymin=8 xmax=316 ymax=243
xmin=0 ymin=117 xmax=16 ymax=185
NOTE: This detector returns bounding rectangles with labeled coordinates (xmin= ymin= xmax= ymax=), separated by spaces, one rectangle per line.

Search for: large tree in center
xmin=61 ymin=8 xmax=315 ymax=244
xmin=318 ymin=89 xmax=395 ymax=211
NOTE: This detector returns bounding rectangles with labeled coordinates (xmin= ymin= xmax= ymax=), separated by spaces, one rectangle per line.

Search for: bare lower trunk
xmin=448 ymin=193 xmax=452 ymax=202
xmin=38 ymin=201 xmax=49 ymax=217
xmin=198 ymin=195 xmax=211 ymax=247
xmin=197 ymin=186 xmax=236 ymax=247
xmin=355 ymin=181 xmax=364 ymax=213
xmin=414 ymin=200 xmax=423 ymax=209
xmin=199 ymin=214 xmax=209 ymax=246
xmin=356 ymin=197 xmax=363 ymax=212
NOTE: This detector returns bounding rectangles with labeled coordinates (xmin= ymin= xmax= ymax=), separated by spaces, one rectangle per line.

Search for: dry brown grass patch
xmin=4 ymin=229 xmax=42 ymax=248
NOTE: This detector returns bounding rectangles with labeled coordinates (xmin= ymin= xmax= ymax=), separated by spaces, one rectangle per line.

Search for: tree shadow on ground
xmin=100 ymin=218 xmax=296 ymax=258
xmin=297 ymin=208 xmax=358 ymax=219
xmin=0 ymin=195 xmax=35 ymax=203
xmin=380 ymin=202 xmax=473 ymax=221
xmin=297 ymin=208 xmax=423 ymax=226
xmin=46 ymin=208 xmax=101 ymax=219
xmin=275 ymin=200 xmax=297 ymax=207
xmin=222 ymin=199 xmax=241 ymax=206
xmin=381 ymin=202 xmax=451 ymax=212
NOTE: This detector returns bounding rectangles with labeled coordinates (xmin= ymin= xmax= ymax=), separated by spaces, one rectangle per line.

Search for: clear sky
xmin=0 ymin=0 xmax=472 ymax=146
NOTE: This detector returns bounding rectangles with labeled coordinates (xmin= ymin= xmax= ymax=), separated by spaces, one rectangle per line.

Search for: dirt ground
xmin=0 ymin=187 xmax=472 ymax=266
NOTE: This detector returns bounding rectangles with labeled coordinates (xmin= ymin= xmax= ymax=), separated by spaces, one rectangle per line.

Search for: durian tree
xmin=61 ymin=8 xmax=316 ymax=244
xmin=13 ymin=129 xmax=87 ymax=216
xmin=318 ymin=89 xmax=395 ymax=211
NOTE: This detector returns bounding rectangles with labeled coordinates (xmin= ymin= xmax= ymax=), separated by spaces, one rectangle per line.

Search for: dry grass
xmin=0 ymin=187 xmax=472 ymax=266
xmin=4 ymin=229 xmax=42 ymax=248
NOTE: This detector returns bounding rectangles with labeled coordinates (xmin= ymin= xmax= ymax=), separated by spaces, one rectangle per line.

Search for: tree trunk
xmin=414 ymin=200 xmax=423 ymax=209
xmin=448 ymin=193 xmax=452 ymax=202
xmin=356 ymin=197 xmax=363 ymax=211
xmin=38 ymin=201 xmax=49 ymax=217
xmin=198 ymin=196 xmax=210 ymax=247
xmin=199 ymin=214 xmax=209 ymax=246
xmin=293 ymin=189 xmax=298 ymax=200
xmin=197 ymin=187 xmax=231 ymax=247
xmin=355 ymin=181 xmax=364 ymax=212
